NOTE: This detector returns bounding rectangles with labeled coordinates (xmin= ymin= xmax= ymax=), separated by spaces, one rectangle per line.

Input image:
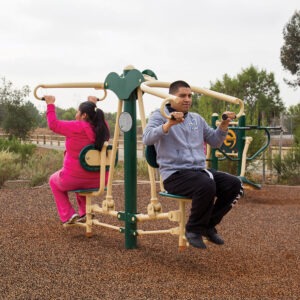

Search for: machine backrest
xmin=79 ymin=143 xmax=117 ymax=172
xmin=145 ymin=145 xmax=159 ymax=169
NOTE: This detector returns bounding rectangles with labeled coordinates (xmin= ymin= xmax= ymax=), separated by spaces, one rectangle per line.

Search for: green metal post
xmin=104 ymin=67 xmax=156 ymax=249
xmin=211 ymin=113 xmax=219 ymax=170
xmin=123 ymin=95 xmax=137 ymax=249
xmin=237 ymin=114 xmax=246 ymax=175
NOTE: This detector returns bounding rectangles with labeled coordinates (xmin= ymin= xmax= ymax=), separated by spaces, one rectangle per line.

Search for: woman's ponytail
xmin=78 ymin=101 xmax=110 ymax=150
xmin=93 ymin=108 xmax=110 ymax=150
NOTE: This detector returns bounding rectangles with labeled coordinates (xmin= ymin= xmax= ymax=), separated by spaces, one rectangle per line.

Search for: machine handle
xmin=34 ymin=82 xmax=107 ymax=101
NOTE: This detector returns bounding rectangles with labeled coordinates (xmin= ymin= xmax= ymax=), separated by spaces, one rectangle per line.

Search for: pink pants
xmin=49 ymin=169 xmax=104 ymax=223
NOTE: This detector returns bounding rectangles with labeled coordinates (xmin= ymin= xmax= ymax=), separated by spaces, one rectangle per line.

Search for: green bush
xmin=113 ymin=161 xmax=124 ymax=180
xmin=0 ymin=151 xmax=21 ymax=187
xmin=273 ymin=145 xmax=300 ymax=185
xmin=218 ymin=159 xmax=238 ymax=176
xmin=21 ymin=149 xmax=63 ymax=187
xmin=0 ymin=138 xmax=36 ymax=164
xmin=137 ymin=159 xmax=150 ymax=180
xmin=246 ymin=130 xmax=267 ymax=156
xmin=111 ymin=159 xmax=149 ymax=181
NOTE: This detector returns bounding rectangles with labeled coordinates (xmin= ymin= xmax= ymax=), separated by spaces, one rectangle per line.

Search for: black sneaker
xmin=185 ymin=231 xmax=207 ymax=249
xmin=205 ymin=228 xmax=224 ymax=245
xmin=63 ymin=213 xmax=79 ymax=225
xmin=77 ymin=215 xmax=86 ymax=223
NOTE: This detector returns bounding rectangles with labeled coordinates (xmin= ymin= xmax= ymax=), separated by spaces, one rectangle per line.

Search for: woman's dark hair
xmin=78 ymin=101 xmax=110 ymax=150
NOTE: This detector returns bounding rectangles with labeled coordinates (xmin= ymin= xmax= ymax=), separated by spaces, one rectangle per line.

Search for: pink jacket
xmin=47 ymin=104 xmax=100 ymax=178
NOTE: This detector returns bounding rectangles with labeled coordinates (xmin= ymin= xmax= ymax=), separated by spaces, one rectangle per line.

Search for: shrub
xmin=21 ymin=149 xmax=63 ymax=187
xmin=137 ymin=159 xmax=150 ymax=180
xmin=218 ymin=159 xmax=238 ymax=176
xmin=113 ymin=161 xmax=124 ymax=180
xmin=112 ymin=159 xmax=149 ymax=181
xmin=0 ymin=151 xmax=21 ymax=187
xmin=273 ymin=145 xmax=300 ymax=185
xmin=0 ymin=138 xmax=36 ymax=164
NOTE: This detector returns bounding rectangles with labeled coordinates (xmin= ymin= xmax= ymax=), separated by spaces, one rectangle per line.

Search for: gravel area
xmin=0 ymin=183 xmax=299 ymax=300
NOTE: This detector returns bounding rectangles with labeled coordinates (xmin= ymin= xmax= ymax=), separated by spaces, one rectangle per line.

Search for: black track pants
xmin=163 ymin=169 xmax=242 ymax=235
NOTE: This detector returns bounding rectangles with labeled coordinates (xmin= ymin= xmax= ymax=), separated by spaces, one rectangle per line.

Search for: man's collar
xmin=166 ymin=103 xmax=188 ymax=117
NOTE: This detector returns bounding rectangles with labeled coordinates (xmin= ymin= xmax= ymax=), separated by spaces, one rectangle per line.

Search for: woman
xmin=44 ymin=95 xmax=110 ymax=224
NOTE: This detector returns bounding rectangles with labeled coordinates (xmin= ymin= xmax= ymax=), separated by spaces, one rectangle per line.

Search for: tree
xmin=62 ymin=108 xmax=77 ymax=120
xmin=190 ymin=93 xmax=213 ymax=123
xmin=273 ymin=103 xmax=300 ymax=185
xmin=287 ymin=103 xmax=300 ymax=144
xmin=0 ymin=77 xmax=30 ymax=124
xmin=37 ymin=107 xmax=76 ymax=128
xmin=0 ymin=78 xmax=40 ymax=139
xmin=236 ymin=66 xmax=284 ymax=124
xmin=105 ymin=112 xmax=117 ymax=136
xmin=192 ymin=66 xmax=285 ymax=125
xmin=2 ymin=101 xmax=40 ymax=140
xmin=280 ymin=10 xmax=300 ymax=88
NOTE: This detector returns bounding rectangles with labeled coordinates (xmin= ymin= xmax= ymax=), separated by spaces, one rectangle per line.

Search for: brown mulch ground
xmin=0 ymin=183 xmax=299 ymax=300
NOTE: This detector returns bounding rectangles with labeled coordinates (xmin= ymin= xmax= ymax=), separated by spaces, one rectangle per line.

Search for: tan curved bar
xmin=140 ymin=81 xmax=173 ymax=99
xmin=140 ymin=81 xmax=178 ymax=119
xmin=140 ymin=81 xmax=244 ymax=119
xmin=33 ymin=82 xmax=107 ymax=101
xmin=190 ymin=85 xmax=244 ymax=118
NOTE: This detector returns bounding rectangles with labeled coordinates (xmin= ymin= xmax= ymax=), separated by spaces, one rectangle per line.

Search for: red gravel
xmin=0 ymin=183 xmax=299 ymax=299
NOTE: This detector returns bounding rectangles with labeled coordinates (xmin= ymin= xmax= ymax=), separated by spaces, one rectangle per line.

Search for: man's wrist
xmin=162 ymin=122 xmax=171 ymax=133
xmin=219 ymin=125 xmax=228 ymax=132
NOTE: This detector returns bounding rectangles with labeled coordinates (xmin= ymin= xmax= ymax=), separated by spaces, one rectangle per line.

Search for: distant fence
xmin=0 ymin=133 xmax=294 ymax=162
xmin=0 ymin=133 xmax=65 ymax=146
xmin=31 ymin=134 xmax=65 ymax=146
xmin=1 ymin=132 xmax=298 ymax=184
xmin=0 ymin=133 xmax=145 ymax=160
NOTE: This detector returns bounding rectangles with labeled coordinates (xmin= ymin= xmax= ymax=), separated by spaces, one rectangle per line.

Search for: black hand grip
xmin=41 ymin=97 xmax=45 ymax=101
xmin=222 ymin=114 xmax=228 ymax=120
xmin=171 ymin=115 xmax=176 ymax=120
xmin=222 ymin=113 xmax=236 ymax=120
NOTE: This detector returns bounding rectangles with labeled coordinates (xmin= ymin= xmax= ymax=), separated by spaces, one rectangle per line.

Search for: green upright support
xmin=237 ymin=114 xmax=246 ymax=175
xmin=104 ymin=66 xmax=158 ymax=249
xmin=211 ymin=113 xmax=219 ymax=170
xmin=123 ymin=93 xmax=137 ymax=249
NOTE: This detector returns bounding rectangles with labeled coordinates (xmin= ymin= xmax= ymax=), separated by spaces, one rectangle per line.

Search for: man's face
xmin=171 ymin=87 xmax=192 ymax=113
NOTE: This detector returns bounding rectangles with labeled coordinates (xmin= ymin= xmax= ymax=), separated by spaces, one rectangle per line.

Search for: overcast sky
xmin=1 ymin=0 xmax=299 ymax=117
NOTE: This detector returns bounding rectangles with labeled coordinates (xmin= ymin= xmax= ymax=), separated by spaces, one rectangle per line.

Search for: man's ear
xmin=81 ymin=113 xmax=88 ymax=120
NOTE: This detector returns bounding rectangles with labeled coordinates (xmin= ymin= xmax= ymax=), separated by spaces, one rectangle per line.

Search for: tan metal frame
xmin=33 ymin=76 xmax=244 ymax=250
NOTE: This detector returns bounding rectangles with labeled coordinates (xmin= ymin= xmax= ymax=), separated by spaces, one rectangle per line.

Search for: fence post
xmin=262 ymin=151 xmax=265 ymax=184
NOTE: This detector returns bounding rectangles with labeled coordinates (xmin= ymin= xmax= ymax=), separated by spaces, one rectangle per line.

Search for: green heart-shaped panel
xmin=104 ymin=69 xmax=145 ymax=100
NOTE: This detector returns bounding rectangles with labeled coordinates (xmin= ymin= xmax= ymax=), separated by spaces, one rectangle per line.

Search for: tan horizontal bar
xmin=135 ymin=213 xmax=169 ymax=222
xmin=215 ymin=151 xmax=238 ymax=158
xmin=91 ymin=204 xmax=119 ymax=217
xmin=216 ymin=121 xmax=239 ymax=126
xmin=92 ymin=219 xmax=120 ymax=231
xmin=136 ymin=229 xmax=174 ymax=235
xmin=34 ymin=82 xmax=106 ymax=100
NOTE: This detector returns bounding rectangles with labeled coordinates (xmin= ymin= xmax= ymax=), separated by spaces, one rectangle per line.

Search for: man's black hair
xmin=169 ymin=80 xmax=190 ymax=95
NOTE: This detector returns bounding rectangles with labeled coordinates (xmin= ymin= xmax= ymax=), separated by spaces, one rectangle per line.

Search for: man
xmin=143 ymin=80 xmax=243 ymax=249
